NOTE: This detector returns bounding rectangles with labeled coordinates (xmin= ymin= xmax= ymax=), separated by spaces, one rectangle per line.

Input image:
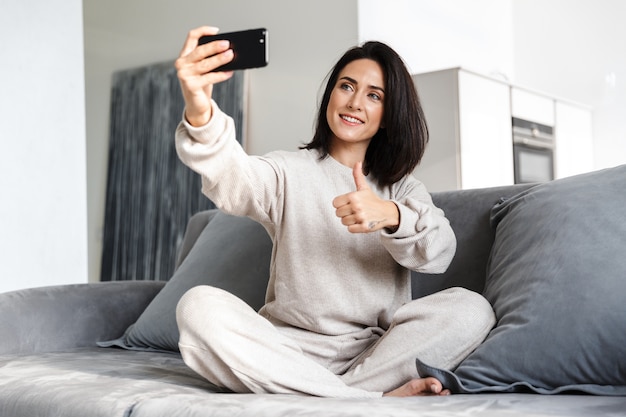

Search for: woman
xmin=174 ymin=26 xmax=495 ymax=398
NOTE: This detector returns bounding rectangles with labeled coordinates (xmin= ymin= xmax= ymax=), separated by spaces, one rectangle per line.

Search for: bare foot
xmin=383 ymin=377 xmax=451 ymax=397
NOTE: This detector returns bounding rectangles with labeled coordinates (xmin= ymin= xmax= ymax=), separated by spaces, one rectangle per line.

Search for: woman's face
xmin=326 ymin=58 xmax=385 ymax=149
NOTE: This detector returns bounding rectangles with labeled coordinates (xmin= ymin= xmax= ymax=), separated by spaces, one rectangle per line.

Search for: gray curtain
xmin=101 ymin=62 xmax=245 ymax=282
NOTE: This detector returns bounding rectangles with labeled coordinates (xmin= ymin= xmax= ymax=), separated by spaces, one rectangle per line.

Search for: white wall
xmin=358 ymin=0 xmax=515 ymax=79
xmin=512 ymin=0 xmax=626 ymax=170
xmin=0 ymin=0 xmax=87 ymax=293
xmin=84 ymin=0 xmax=359 ymax=282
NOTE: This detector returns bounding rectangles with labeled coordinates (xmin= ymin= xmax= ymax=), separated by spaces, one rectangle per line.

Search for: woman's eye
xmin=340 ymin=83 xmax=353 ymax=92
xmin=369 ymin=92 xmax=382 ymax=101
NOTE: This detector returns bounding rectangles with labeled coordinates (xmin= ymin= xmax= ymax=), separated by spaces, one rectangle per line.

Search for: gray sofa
xmin=2 ymin=165 xmax=626 ymax=417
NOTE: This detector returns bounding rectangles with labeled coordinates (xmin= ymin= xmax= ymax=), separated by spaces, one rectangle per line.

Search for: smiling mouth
xmin=340 ymin=114 xmax=364 ymax=124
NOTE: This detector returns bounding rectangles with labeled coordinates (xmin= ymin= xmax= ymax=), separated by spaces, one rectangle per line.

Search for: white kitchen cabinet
xmin=511 ymin=87 xmax=555 ymax=126
xmin=554 ymin=101 xmax=594 ymax=179
xmin=412 ymin=68 xmax=514 ymax=191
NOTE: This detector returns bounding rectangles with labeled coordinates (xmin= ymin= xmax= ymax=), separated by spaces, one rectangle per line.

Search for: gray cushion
xmin=412 ymin=184 xmax=533 ymax=298
xmin=418 ymin=164 xmax=626 ymax=395
xmin=100 ymin=211 xmax=272 ymax=352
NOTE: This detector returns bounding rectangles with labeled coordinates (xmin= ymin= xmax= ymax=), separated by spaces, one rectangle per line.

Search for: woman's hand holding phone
xmin=175 ymin=26 xmax=235 ymax=127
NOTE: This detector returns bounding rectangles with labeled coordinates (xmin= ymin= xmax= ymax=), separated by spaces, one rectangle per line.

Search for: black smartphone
xmin=198 ymin=28 xmax=269 ymax=72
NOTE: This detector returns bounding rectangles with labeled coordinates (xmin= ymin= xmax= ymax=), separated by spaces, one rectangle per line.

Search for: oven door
xmin=513 ymin=142 xmax=555 ymax=184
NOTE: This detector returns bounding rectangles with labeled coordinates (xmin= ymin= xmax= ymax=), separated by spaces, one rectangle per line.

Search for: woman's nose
xmin=347 ymin=95 xmax=362 ymax=110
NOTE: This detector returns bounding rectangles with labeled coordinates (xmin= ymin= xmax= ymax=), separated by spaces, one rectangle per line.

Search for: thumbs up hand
xmin=332 ymin=162 xmax=400 ymax=234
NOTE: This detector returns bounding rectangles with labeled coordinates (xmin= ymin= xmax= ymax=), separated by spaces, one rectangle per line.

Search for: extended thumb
xmin=353 ymin=161 xmax=368 ymax=191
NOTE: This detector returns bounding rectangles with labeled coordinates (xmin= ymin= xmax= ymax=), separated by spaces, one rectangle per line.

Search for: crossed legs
xmin=176 ymin=285 xmax=494 ymax=397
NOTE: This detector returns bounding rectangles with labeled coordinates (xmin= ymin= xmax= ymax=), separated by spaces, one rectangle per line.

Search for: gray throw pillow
xmin=99 ymin=211 xmax=272 ymax=352
xmin=417 ymin=164 xmax=626 ymax=395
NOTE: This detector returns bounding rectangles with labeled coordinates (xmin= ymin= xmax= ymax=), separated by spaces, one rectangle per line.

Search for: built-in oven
xmin=512 ymin=117 xmax=555 ymax=184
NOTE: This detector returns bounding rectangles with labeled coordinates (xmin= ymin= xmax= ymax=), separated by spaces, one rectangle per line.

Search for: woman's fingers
xmin=179 ymin=26 xmax=220 ymax=58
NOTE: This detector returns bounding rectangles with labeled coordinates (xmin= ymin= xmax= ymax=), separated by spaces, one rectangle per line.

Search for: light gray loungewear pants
xmin=176 ymin=286 xmax=495 ymax=398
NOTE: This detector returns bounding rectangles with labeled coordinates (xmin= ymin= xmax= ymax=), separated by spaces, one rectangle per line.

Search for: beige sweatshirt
xmin=175 ymin=101 xmax=456 ymax=337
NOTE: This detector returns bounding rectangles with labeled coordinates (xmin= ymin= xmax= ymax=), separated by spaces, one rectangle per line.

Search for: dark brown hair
xmin=301 ymin=41 xmax=428 ymax=187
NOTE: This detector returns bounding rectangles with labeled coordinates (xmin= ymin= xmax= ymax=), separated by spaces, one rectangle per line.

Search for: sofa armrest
xmin=0 ymin=281 xmax=165 ymax=355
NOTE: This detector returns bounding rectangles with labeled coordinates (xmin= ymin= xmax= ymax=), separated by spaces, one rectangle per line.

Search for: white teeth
xmin=341 ymin=115 xmax=363 ymax=124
